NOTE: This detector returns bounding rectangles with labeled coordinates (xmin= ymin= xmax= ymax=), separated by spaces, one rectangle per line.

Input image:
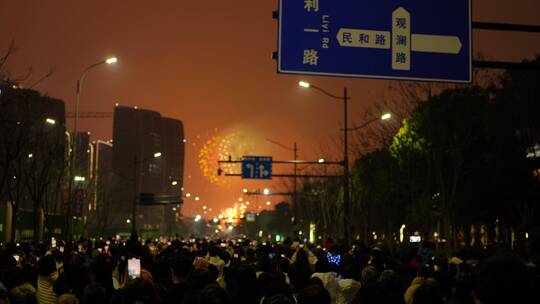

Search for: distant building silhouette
xmin=88 ymin=140 xmax=113 ymax=236
xmin=111 ymin=105 xmax=184 ymax=236
xmin=160 ymin=117 xmax=185 ymax=235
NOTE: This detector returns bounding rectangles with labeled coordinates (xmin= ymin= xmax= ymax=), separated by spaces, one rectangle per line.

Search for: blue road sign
xmin=277 ymin=0 xmax=472 ymax=83
xmin=242 ymin=156 xmax=273 ymax=179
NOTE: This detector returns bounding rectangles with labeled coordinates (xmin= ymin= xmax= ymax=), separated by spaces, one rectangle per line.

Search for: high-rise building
xmin=87 ymin=140 xmax=113 ymax=235
xmin=160 ymin=118 xmax=184 ymax=235
xmin=160 ymin=118 xmax=184 ymax=195
xmin=111 ymin=105 xmax=184 ymax=235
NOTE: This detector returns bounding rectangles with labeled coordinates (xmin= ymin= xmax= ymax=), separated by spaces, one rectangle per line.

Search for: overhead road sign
xmin=241 ymin=156 xmax=272 ymax=179
xmin=277 ymin=0 xmax=472 ymax=83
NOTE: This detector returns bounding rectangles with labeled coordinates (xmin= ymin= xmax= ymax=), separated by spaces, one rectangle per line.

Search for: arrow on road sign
xmin=336 ymin=7 xmax=463 ymax=71
xmin=337 ymin=30 xmax=462 ymax=54
xmin=411 ymin=34 xmax=462 ymax=54
xmin=258 ymin=164 xmax=270 ymax=177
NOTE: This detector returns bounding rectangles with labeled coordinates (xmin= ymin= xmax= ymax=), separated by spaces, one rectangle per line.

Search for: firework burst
xmin=198 ymin=128 xmax=258 ymax=185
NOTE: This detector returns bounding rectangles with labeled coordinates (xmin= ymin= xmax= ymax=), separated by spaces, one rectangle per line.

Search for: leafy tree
xmin=390 ymin=86 xmax=492 ymax=252
xmin=491 ymin=56 xmax=540 ymax=248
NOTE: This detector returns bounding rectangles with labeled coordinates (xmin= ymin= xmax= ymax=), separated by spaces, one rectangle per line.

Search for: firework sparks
xmin=198 ymin=128 xmax=258 ymax=185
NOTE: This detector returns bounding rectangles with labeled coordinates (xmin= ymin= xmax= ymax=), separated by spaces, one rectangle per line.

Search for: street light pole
xmin=66 ymin=57 xmax=117 ymax=241
xmin=298 ymin=81 xmax=391 ymax=246
xmin=299 ymin=81 xmax=351 ymax=245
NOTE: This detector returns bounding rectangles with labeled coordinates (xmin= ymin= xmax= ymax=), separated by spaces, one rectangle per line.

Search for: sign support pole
xmin=343 ymin=88 xmax=351 ymax=246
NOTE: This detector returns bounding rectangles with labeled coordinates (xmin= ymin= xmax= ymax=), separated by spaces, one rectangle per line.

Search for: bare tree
xmin=0 ymin=88 xmax=35 ymax=241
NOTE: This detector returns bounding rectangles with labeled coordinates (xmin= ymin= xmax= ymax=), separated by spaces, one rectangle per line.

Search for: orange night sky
xmin=1 ymin=0 xmax=539 ymax=217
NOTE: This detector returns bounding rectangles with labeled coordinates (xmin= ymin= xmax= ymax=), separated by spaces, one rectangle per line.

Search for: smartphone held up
xmin=128 ymin=258 xmax=141 ymax=279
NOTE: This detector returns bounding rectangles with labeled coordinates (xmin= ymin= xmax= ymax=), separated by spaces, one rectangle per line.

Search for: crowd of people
xmin=0 ymin=235 xmax=538 ymax=304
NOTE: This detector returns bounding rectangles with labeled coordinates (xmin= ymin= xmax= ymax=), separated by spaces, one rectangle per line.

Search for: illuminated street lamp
xmin=45 ymin=118 xmax=56 ymax=125
xmin=263 ymin=188 xmax=271 ymax=195
xmin=171 ymin=180 xmax=178 ymax=186
xmin=153 ymin=152 xmax=162 ymax=158
xmin=381 ymin=113 xmax=392 ymax=120
xmin=299 ymin=81 xmax=311 ymax=88
xmin=348 ymin=112 xmax=393 ymax=132
xmin=105 ymin=57 xmax=118 ymax=64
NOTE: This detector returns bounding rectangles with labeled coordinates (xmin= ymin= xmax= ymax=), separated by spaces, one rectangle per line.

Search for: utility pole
xmin=263 ymin=139 xmax=300 ymax=227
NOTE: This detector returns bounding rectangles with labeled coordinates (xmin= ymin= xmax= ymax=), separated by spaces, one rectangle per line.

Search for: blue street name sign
xmin=277 ymin=0 xmax=472 ymax=83
xmin=242 ymin=156 xmax=273 ymax=179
